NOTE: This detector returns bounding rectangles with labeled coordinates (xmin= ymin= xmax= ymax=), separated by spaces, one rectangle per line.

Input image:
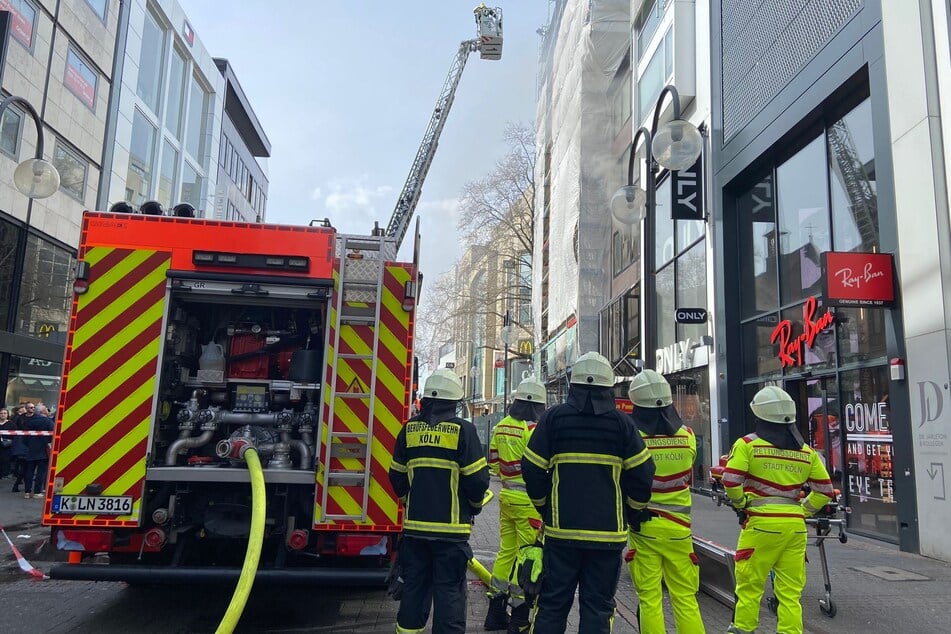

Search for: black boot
xmin=484 ymin=594 xmax=509 ymax=631
xmin=507 ymin=603 xmax=530 ymax=634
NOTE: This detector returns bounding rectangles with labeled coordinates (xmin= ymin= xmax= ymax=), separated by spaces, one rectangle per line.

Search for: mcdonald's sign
xmin=36 ymin=323 xmax=57 ymax=338
xmin=517 ymin=339 xmax=534 ymax=356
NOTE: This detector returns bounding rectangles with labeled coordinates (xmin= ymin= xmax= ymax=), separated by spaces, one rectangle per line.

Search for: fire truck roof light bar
xmin=193 ymin=251 xmax=311 ymax=271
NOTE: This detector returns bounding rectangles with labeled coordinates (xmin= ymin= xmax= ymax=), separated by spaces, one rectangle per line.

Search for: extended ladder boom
xmin=386 ymin=39 xmax=478 ymax=250
xmin=386 ymin=5 xmax=503 ymax=251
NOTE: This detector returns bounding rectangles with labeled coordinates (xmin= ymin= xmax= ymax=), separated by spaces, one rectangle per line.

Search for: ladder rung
xmin=323 ymin=513 xmax=367 ymax=521
xmin=336 ymin=392 xmax=370 ymax=399
xmin=328 ymin=471 xmax=368 ymax=486
xmin=340 ymin=315 xmax=376 ymax=324
xmin=344 ymin=240 xmax=382 ymax=251
xmin=339 ymin=353 xmax=373 ymax=360
xmin=343 ymin=280 xmax=378 ymax=288
xmin=330 ymin=432 xmax=370 ymax=440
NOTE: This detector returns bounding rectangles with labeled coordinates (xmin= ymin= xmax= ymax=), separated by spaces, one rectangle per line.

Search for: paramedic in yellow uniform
xmin=484 ymin=377 xmax=548 ymax=633
xmin=625 ymin=370 xmax=705 ymax=634
xmin=723 ymin=386 xmax=834 ymax=634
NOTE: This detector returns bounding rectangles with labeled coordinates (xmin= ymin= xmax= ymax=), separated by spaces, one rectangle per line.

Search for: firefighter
xmin=484 ymin=376 xmax=548 ymax=633
xmin=625 ymin=370 xmax=705 ymax=633
xmin=522 ymin=352 xmax=655 ymax=633
xmin=388 ymin=369 xmax=490 ymax=634
xmin=723 ymin=386 xmax=834 ymax=634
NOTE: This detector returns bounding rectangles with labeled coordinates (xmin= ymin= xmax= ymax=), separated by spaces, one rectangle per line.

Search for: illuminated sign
xmin=822 ymin=252 xmax=895 ymax=308
xmin=770 ymin=296 xmax=834 ymax=368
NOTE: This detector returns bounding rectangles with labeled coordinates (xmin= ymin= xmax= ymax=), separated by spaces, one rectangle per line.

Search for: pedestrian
xmin=723 ymin=386 xmax=835 ymax=634
xmin=388 ymin=369 xmax=490 ymax=634
xmin=625 ymin=370 xmax=705 ymax=633
xmin=20 ymin=402 xmax=54 ymax=499
xmin=0 ymin=408 xmax=13 ymax=478
xmin=483 ymin=376 xmax=548 ymax=633
xmin=9 ymin=404 xmax=28 ymax=493
xmin=522 ymin=351 xmax=655 ymax=633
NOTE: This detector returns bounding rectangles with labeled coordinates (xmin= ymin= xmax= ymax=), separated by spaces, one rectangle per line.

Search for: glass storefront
xmin=5 ymin=354 xmax=62 ymax=412
xmin=733 ymin=89 xmax=898 ymax=540
xmin=668 ymin=367 xmax=712 ymax=482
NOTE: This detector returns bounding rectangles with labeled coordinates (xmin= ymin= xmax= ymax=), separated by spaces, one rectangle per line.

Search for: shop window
xmin=157 ymin=139 xmax=178 ymax=211
xmin=6 ymin=354 xmax=62 ymax=412
xmin=655 ymin=265 xmax=675 ymax=353
xmin=15 ymin=235 xmax=75 ymax=344
xmin=638 ymin=28 xmax=673 ymax=123
xmin=185 ymin=75 xmax=209 ymax=160
xmin=635 ymin=0 xmax=669 ymax=61
xmin=777 ymin=135 xmax=830 ymax=304
xmin=738 ymin=173 xmax=778 ymax=318
xmin=52 ymin=141 xmax=88 ymax=202
xmin=613 ymin=229 xmax=638 ymax=276
xmin=137 ymin=8 xmax=166 ymax=114
xmin=655 ymin=178 xmax=674 ymax=267
xmin=839 ymin=365 xmax=896 ymax=539
xmin=1 ymin=106 xmax=23 ymax=159
xmin=126 ymin=109 xmax=156 ymax=206
xmin=669 ymin=368 xmax=711 ymax=481
xmin=0 ymin=218 xmax=19 ymax=329
xmin=676 ymin=240 xmax=707 ymax=343
xmin=836 ymin=306 xmax=887 ymax=366
xmin=166 ymin=46 xmax=187 ymax=140
xmin=2 ymin=0 xmax=37 ymax=50
xmin=741 ymin=317 xmax=782 ymax=379
xmin=829 ymin=97 xmax=879 ymax=252
xmin=84 ymin=0 xmax=107 ymax=21
xmin=779 ymin=299 xmax=836 ymax=372
xmin=64 ymin=46 xmax=98 ymax=111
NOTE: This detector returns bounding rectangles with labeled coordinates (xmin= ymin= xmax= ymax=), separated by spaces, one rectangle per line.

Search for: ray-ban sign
xmin=821 ymin=251 xmax=895 ymax=308
xmin=675 ymin=308 xmax=707 ymax=324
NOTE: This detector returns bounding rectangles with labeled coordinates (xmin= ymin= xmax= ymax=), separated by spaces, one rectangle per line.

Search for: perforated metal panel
xmin=720 ymin=0 xmax=863 ymax=141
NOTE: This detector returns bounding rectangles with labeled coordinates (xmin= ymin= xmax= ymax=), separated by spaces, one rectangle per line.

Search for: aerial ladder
xmin=385 ymin=4 xmax=503 ymax=252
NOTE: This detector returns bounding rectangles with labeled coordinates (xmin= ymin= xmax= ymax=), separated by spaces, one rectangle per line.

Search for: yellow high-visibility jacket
xmin=641 ymin=425 xmax=696 ymax=527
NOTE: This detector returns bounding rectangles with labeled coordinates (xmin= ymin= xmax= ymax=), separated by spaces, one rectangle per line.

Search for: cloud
xmin=310 ymin=186 xmax=322 ymax=200
xmin=310 ymin=175 xmax=394 ymax=233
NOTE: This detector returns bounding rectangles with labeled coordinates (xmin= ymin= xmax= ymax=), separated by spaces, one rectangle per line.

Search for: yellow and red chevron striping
xmin=314 ymin=264 xmax=413 ymax=530
xmin=45 ymin=247 xmax=171 ymax=528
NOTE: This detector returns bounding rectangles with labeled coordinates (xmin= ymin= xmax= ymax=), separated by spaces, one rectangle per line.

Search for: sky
xmin=181 ymin=1 xmax=548 ymax=281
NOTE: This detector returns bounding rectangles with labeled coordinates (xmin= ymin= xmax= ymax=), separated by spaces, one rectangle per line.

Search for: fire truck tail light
xmin=144 ymin=528 xmax=167 ymax=548
xmin=287 ymin=529 xmax=309 ymax=550
xmin=73 ymin=261 xmax=90 ymax=295
xmin=57 ymin=529 xmax=113 ymax=552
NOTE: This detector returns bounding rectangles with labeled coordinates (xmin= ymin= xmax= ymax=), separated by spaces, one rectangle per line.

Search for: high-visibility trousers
xmin=489 ymin=494 xmax=541 ymax=605
xmin=627 ymin=517 xmax=705 ymax=634
xmin=731 ymin=518 xmax=807 ymax=634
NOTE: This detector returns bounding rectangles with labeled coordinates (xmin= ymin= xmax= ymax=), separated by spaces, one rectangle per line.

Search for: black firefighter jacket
xmin=522 ymin=385 xmax=655 ymax=548
xmin=389 ymin=400 xmax=489 ymax=540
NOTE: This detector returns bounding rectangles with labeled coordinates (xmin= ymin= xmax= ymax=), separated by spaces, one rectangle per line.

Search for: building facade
xmin=0 ymin=0 xmax=120 ymax=409
xmin=709 ymin=0 xmax=951 ymax=559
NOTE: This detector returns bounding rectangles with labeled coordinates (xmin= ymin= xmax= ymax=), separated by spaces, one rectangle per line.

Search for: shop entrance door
xmin=786 ymin=376 xmax=844 ymax=491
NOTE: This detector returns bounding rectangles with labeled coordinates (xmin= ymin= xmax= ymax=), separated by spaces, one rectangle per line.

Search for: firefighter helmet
xmin=750 ymin=386 xmax=796 ymax=424
xmin=423 ymin=369 xmax=464 ymax=401
xmin=628 ymin=369 xmax=672 ymax=408
xmin=569 ymin=352 xmax=614 ymax=387
xmin=514 ymin=377 xmax=546 ymax=403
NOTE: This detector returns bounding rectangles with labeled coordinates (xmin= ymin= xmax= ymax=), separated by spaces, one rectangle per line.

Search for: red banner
xmin=0 ymin=0 xmax=35 ymax=47
xmin=822 ymin=252 xmax=895 ymax=307
xmin=65 ymin=61 xmax=95 ymax=109
xmin=615 ymin=399 xmax=633 ymax=414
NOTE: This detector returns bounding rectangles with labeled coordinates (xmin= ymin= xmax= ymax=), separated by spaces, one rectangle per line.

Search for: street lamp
xmin=0 ymin=96 xmax=60 ymax=199
xmin=499 ymin=310 xmax=515 ymax=412
xmin=611 ymin=84 xmax=702 ymax=367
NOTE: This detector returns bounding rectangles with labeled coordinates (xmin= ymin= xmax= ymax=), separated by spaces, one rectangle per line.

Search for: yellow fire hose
xmin=215 ymin=447 xmax=266 ymax=634
xmin=466 ymin=488 xmax=495 ymax=585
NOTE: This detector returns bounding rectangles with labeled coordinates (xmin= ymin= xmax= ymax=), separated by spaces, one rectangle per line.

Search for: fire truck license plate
xmin=53 ymin=495 xmax=133 ymax=515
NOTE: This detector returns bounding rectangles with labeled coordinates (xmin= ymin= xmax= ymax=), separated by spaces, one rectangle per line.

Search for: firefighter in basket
xmin=722 ymin=386 xmax=834 ymax=634
xmin=625 ymin=370 xmax=705 ymax=633
xmin=484 ymin=376 xmax=548 ymax=633
xmin=388 ymin=369 xmax=490 ymax=634
xmin=522 ymin=352 xmax=655 ymax=633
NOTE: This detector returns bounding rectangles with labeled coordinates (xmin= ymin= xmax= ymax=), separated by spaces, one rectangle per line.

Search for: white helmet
xmin=569 ymin=352 xmax=614 ymax=387
xmin=750 ymin=386 xmax=796 ymax=424
xmin=514 ymin=377 xmax=546 ymax=403
xmin=628 ymin=369 xmax=672 ymax=408
xmin=423 ymin=369 xmax=464 ymax=401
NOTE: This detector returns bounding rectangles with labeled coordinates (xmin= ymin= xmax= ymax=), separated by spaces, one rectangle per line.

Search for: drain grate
xmin=852 ymin=566 xmax=930 ymax=581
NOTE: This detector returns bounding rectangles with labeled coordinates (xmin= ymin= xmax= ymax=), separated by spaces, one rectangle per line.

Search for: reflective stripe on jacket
xmin=641 ymin=425 xmax=696 ymax=528
xmin=388 ymin=416 xmax=490 ymax=540
xmin=723 ymin=433 xmax=833 ymax=519
xmin=489 ymin=415 xmax=535 ymax=503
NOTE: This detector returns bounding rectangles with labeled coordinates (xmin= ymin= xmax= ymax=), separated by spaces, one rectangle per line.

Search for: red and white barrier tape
xmin=0 ymin=524 xmax=47 ymax=580
xmin=0 ymin=431 xmax=54 ymax=436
